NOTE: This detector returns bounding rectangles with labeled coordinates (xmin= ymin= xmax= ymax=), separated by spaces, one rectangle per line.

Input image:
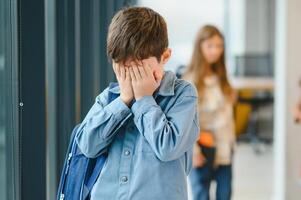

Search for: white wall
xmin=228 ymin=0 xmax=246 ymax=55
xmin=137 ymin=0 xmax=225 ymax=70
xmin=274 ymin=0 xmax=301 ymax=199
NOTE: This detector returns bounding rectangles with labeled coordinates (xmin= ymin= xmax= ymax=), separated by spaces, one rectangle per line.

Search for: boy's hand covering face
xmin=129 ymin=60 xmax=162 ymax=100
xmin=112 ymin=62 xmax=134 ymax=106
xmin=113 ymin=56 xmax=164 ymax=103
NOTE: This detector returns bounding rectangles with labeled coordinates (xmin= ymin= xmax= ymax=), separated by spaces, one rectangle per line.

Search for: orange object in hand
xmin=198 ymin=131 xmax=215 ymax=147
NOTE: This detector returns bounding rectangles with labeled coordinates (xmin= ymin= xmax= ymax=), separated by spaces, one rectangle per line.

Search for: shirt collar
xmin=108 ymin=71 xmax=176 ymax=97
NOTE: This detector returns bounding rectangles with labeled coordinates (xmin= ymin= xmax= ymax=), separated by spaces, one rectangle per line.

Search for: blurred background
xmin=0 ymin=0 xmax=300 ymax=200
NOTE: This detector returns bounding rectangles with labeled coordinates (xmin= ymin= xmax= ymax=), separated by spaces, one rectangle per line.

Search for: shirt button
xmin=121 ymin=176 xmax=128 ymax=183
xmin=124 ymin=150 xmax=130 ymax=156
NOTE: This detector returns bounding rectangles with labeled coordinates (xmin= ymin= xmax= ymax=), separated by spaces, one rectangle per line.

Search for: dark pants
xmin=189 ymin=164 xmax=232 ymax=200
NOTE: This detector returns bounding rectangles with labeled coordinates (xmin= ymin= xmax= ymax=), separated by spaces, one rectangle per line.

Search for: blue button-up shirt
xmin=76 ymin=71 xmax=199 ymax=200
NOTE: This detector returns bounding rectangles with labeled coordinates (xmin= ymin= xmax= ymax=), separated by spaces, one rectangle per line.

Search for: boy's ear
xmin=160 ymin=48 xmax=172 ymax=65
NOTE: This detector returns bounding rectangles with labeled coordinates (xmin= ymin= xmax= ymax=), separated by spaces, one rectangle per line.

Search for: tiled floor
xmin=232 ymin=143 xmax=274 ymax=200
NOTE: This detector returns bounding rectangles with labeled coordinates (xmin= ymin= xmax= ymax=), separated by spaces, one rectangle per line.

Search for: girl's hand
xmin=193 ymin=152 xmax=206 ymax=168
xmin=113 ymin=62 xmax=134 ymax=106
xmin=129 ymin=62 xmax=162 ymax=100
xmin=192 ymin=143 xmax=206 ymax=168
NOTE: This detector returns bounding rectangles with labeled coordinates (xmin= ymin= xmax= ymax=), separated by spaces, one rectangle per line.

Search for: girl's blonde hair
xmin=183 ymin=25 xmax=233 ymax=101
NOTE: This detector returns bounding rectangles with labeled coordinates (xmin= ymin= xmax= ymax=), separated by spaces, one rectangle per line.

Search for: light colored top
xmin=76 ymin=71 xmax=200 ymax=200
xmin=185 ymin=74 xmax=235 ymax=165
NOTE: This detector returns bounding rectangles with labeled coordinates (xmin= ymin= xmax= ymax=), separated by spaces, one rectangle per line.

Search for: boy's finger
xmin=138 ymin=65 xmax=147 ymax=78
xmin=125 ymin=67 xmax=131 ymax=81
xmin=115 ymin=63 xmax=121 ymax=77
xmin=146 ymin=64 xmax=157 ymax=81
xmin=120 ymin=66 xmax=125 ymax=80
xmin=132 ymin=65 xmax=142 ymax=80
xmin=153 ymin=71 xmax=159 ymax=82
xmin=143 ymin=62 xmax=153 ymax=76
xmin=129 ymin=67 xmax=137 ymax=81
xmin=144 ymin=63 xmax=153 ymax=76
xmin=141 ymin=61 xmax=150 ymax=77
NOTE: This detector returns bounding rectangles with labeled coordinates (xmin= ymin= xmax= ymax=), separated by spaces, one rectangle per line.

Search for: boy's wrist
xmin=106 ymin=97 xmax=132 ymax=118
xmin=120 ymin=95 xmax=133 ymax=107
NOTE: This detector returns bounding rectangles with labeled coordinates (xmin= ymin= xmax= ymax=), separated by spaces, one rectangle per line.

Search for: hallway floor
xmin=232 ymin=143 xmax=274 ymax=200
xmin=188 ymin=143 xmax=274 ymax=200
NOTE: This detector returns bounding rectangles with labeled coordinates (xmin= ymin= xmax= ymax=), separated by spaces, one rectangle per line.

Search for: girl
xmin=183 ymin=25 xmax=236 ymax=200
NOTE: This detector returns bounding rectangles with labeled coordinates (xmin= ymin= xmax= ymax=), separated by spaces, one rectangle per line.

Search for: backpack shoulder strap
xmin=85 ymin=155 xmax=107 ymax=192
xmin=82 ymin=82 xmax=120 ymax=198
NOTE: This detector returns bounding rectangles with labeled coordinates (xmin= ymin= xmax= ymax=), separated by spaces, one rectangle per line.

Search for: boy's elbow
xmin=77 ymin=140 xmax=98 ymax=158
xmin=156 ymin=152 xmax=174 ymax=162
xmin=155 ymin=129 xmax=199 ymax=162
xmin=81 ymin=149 xmax=98 ymax=159
xmin=76 ymin=133 xmax=106 ymax=159
xmin=78 ymin=143 xmax=107 ymax=158
xmin=155 ymin=148 xmax=182 ymax=162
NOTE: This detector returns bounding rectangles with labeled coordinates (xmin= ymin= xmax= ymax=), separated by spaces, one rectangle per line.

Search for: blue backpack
xmin=57 ymin=83 xmax=119 ymax=200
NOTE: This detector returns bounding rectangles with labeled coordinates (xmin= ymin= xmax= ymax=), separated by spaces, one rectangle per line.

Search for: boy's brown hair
xmin=107 ymin=7 xmax=168 ymax=63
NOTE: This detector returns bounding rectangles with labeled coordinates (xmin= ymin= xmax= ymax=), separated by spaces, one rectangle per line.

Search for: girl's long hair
xmin=183 ymin=25 xmax=233 ymax=101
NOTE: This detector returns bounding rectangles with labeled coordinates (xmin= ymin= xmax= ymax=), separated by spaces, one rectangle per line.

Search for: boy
xmin=76 ymin=7 xmax=199 ymax=200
